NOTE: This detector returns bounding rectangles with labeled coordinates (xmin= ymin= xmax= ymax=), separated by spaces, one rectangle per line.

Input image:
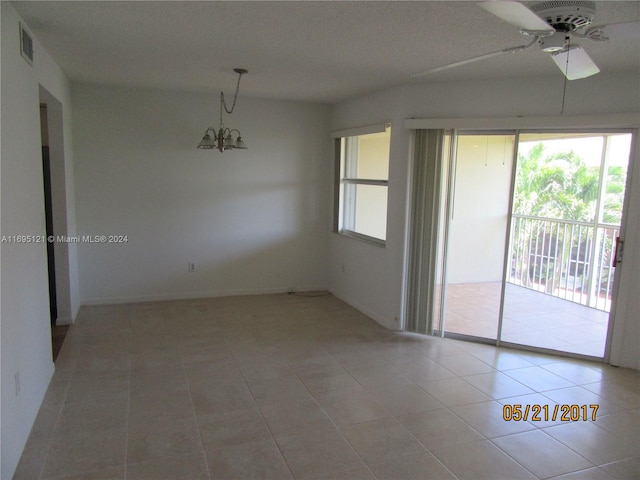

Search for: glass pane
xmin=443 ymin=134 xmax=515 ymax=340
xmin=353 ymin=184 xmax=388 ymax=240
xmin=502 ymin=133 xmax=631 ymax=357
xmin=352 ymin=130 xmax=390 ymax=181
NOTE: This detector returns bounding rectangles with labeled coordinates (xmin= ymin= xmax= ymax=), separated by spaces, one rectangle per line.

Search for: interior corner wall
xmin=1 ymin=4 xmax=77 ymax=478
xmin=328 ymin=73 xmax=640 ymax=368
xmin=72 ymin=84 xmax=331 ymax=304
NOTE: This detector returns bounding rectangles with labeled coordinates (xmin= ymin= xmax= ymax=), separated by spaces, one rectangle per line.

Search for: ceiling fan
xmin=413 ymin=1 xmax=640 ymax=80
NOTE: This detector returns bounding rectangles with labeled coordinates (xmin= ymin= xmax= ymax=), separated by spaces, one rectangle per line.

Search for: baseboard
xmin=80 ymin=285 xmax=328 ymax=306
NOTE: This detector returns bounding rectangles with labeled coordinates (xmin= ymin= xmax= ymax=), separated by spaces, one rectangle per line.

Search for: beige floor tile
xmin=541 ymin=361 xmax=605 ymax=385
xmin=56 ymin=398 xmax=128 ymax=433
xmin=181 ymin=344 xmax=235 ymax=367
xmin=15 ymin=294 xmax=640 ymax=480
xmin=340 ymin=417 xmax=426 ymax=465
xmin=598 ymin=457 xmax=640 ymax=479
xmin=129 ymin=346 xmax=183 ymax=370
xmin=129 ymin=366 xmax=189 ymax=396
xmin=189 ymin=380 xmax=256 ymax=416
xmin=416 ymin=377 xmax=492 ymax=407
xmin=127 ymin=453 xmax=209 ymax=480
xmin=197 ymin=408 xmax=272 ymax=448
xmin=467 ymin=350 xmax=535 ymax=371
xmin=435 ymin=353 xmax=496 ymax=376
xmin=312 ymin=463 xmax=376 ymax=480
xmin=12 ymin=433 xmax=51 ymax=480
xmin=492 ymin=430 xmax=593 ymax=478
xmin=42 ymin=426 xmax=126 ymax=479
xmin=544 ymin=421 xmax=639 ymax=465
xmin=260 ymin=398 xmax=333 ymax=438
xmin=547 ymin=467 xmax=617 ymax=479
xmin=594 ymin=410 xmax=640 ymax=443
xmin=64 ymin=372 xmax=129 ymax=405
xmin=369 ymin=451 xmax=456 ymax=480
xmin=346 ymin=364 xmax=415 ymax=391
xmin=541 ymin=386 xmax=626 ymax=417
xmin=299 ymin=369 xmax=362 ymax=395
xmin=452 ymin=401 xmax=536 ymax=438
xmin=126 ymin=414 xmax=202 ymax=464
xmin=432 ymin=439 xmax=537 ymax=479
xmin=397 ymin=408 xmax=484 ymax=450
xmin=41 ymin=466 xmax=126 ymax=480
xmin=276 ymin=425 xmax=362 ymax=479
xmin=246 ymin=376 xmax=314 ymax=407
xmin=504 ymin=366 xmax=576 ymax=392
xmin=185 ymin=361 xmax=246 ymax=387
xmin=462 ymin=371 xmax=535 ymax=399
xmin=399 ymin=358 xmax=457 ymax=382
xmin=313 ymin=386 xmax=389 ymax=425
xmin=366 ymin=382 xmax=443 ymax=416
xmin=128 ymin=388 xmax=195 ymax=420
xmin=582 ymin=381 xmax=640 ymax=410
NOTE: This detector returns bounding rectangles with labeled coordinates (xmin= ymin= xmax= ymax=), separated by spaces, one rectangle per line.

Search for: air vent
xmin=19 ymin=22 xmax=34 ymax=65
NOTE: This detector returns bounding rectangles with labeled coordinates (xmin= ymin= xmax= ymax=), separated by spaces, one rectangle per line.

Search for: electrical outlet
xmin=188 ymin=262 xmax=195 ymax=272
xmin=15 ymin=371 xmax=20 ymax=396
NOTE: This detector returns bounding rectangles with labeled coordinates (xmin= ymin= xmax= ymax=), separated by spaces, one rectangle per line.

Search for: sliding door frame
xmin=403 ymin=115 xmax=639 ymax=364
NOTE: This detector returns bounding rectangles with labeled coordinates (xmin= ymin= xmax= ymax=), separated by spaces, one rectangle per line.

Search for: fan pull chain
xmin=560 ymin=40 xmax=570 ymax=116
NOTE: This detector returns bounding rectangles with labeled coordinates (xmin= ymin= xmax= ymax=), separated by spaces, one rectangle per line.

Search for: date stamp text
xmin=503 ymin=404 xmax=599 ymax=422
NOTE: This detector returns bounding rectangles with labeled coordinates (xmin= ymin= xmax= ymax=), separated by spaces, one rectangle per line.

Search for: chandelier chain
xmin=222 ymin=71 xmax=244 ymax=115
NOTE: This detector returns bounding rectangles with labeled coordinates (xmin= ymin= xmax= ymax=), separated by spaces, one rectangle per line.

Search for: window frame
xmin=333 ymin=124 xmax=391 ymax=246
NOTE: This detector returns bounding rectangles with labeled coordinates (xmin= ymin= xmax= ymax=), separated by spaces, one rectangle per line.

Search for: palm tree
xmin=514 ymin=144 xmax=600 ymax=222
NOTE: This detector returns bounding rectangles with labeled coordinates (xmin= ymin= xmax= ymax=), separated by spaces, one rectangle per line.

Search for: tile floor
xmin=14 ymin=293 xmax=640 ymax=479
xmin=444 ymin=283 xmax=609 ymax=357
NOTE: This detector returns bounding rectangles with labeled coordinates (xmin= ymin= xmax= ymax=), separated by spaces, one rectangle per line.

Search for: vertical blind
xmin=405 ymin=129 xmax=446 ymax=333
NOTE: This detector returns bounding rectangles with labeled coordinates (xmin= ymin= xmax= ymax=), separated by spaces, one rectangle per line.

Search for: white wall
xmin=1 ymin=4 xmax=78 ymax=478
xmin=72 ymin=84 xmax=330 ymax=304
xmin=329 ymin=73 xmax=640 ymax=368
xmin=329 ymin=88 xmax=410 ymax=330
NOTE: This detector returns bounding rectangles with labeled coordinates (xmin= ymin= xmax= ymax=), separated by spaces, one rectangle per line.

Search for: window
xmin=335 ymin=125 xmax=390 ymax=243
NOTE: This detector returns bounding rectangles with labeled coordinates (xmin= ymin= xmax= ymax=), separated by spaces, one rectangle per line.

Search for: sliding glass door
xmin=434 ymin=129 xmax=634 ymax=359
xmin=501 ymin=132 xmax=633 ymax=357
xmin=440 ymin=133 xmax=515 ymax=341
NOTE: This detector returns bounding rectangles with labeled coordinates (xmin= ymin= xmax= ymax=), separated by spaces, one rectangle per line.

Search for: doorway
xmin=39 ymin=88 xmax=72 ymax=361
xmin=438 ymin=130 xmax=633 ymax=359
xmin=40 ymin=105 xmax=57 ymax=327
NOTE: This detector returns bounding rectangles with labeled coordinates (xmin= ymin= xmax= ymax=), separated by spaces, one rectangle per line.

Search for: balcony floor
xmin=444 ymin=282 xmax=609 ymax=358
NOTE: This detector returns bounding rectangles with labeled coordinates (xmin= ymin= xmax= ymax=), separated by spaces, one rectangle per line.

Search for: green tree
xmin=515 ymin=143 xmax=602 ymax=222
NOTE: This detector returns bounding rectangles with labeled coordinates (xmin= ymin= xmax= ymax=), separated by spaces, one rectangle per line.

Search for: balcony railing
xmin=508 ymin=215 xmax=619 ymax=312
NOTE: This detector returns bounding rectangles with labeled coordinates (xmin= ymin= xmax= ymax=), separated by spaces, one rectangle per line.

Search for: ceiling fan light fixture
xmin=539 ymin=32 xmax=568 ymax=52
xmin=551 ymin=45 xmax=600 ymax=80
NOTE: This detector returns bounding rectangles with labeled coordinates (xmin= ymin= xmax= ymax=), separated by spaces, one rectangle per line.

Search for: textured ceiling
xmin=11 ymin=1 xmax=640 ymax=103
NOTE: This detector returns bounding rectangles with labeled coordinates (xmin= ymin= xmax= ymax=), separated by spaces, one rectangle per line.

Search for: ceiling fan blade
xmin=584 ymin=21 xmax=640 ymax=41
xmin=551 ymin=45 xmax=600 ymax=80
xmin=411 ymin=43 xmax=532 ymax=78
xmin=412 ymin=51 xmax=505 ymax=78
xmin=479 ymin=1 xmax=554 ymax=32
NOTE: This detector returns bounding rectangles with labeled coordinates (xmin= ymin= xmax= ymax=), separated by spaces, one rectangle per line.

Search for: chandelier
xmin=197 ymin=68 xmax=248 ymax=153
